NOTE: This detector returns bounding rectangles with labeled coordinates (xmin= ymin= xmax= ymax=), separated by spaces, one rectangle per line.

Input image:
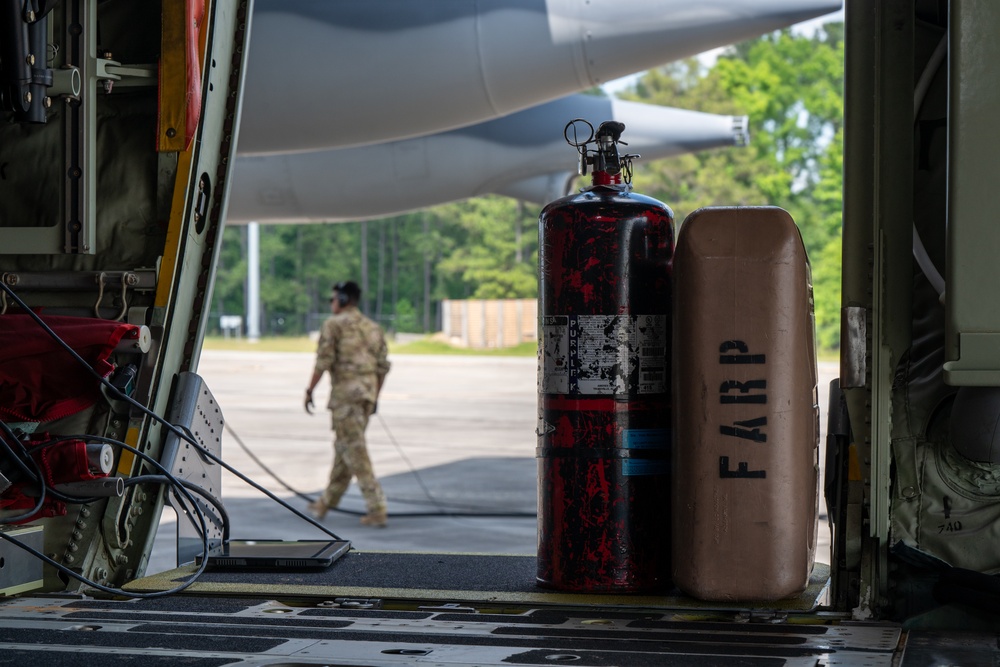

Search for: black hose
xmin=224 ymin=419 xmax=537 ymax=519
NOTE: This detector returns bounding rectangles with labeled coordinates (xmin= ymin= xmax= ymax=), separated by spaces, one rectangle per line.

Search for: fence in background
xmin=440 ymin=299 xmax=537 ymax=349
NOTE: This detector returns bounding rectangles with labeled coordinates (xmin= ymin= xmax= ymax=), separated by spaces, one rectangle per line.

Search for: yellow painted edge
xmin=0 ymin=579 xmax=44 ymax=596
xmin=159 ymin=2 xmax=188 ymax=151
xmin=116 ymin=426 xmax=141 ymax=475
xmin=155 ymin=149 xmax=194 ymax=308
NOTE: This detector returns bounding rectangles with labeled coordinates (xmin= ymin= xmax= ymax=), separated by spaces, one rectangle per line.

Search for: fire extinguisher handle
xmin=596 ymin=120 xmax=625 ymax=143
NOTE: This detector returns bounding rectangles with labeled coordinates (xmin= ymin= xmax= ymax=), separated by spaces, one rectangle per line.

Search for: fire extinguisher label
xmin=540 ymin=315 xmax=570 ymax=393
xmin=541 ymin=314 xmax=667 ymax=395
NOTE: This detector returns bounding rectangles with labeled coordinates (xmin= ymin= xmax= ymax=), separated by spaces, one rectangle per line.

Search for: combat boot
xmin=360 ymin=511 xmax=388 ymax=528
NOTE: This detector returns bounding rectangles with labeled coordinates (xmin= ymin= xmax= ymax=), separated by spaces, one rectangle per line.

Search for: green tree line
xmin=212 ymin=24 xmax=844 ymax=349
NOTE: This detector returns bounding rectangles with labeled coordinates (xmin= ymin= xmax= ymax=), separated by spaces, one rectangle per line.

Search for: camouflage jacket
xmin=313 ymin=306 xmax=390 ymax=408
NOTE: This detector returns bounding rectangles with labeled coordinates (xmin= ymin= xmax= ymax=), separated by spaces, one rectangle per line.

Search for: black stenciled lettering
xmin=720 ymin=416 xmax=767 ymax=442
xmin=720 ymin=340 xmax=749 ymax=353
xmin=719 ymin=340 xmax=766 ymax=365
xmin=719 ymin=456 xmax=766 ymax=479
xmin=719 ymin=379 xmax=767 ymax=404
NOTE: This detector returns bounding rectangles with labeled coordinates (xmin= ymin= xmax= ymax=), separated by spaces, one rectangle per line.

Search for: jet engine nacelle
xmin=238 ymin=0 xmax=839 ymax=155
xmin=227 ymin=95 xmax=748 ymax=223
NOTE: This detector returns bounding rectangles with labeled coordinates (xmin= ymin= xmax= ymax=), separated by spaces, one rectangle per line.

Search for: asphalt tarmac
xmin=147 ymin=349 xmax=837 ymax=575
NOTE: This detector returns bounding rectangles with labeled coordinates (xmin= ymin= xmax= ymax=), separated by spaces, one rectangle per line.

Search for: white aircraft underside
xmin=228 ymin=96 xmax=749 ymax=223
xmin=240 ymin=0 xmax=840 ymax=155
xmin=229 ymin=0 xmax=840 ymax=223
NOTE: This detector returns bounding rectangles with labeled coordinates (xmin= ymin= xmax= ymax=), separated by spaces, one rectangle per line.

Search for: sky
xmin=602 ymin=8 xmax=845 ymax=95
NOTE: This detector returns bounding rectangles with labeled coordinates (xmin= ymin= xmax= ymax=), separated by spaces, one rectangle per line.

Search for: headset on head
xmin=333 ymin=281 xmax=357 ymax=307
xmin=333 ymin=285 xmax=349 ymax=307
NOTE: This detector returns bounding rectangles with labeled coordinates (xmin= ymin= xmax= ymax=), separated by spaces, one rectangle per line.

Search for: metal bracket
xmin=98 ymin=58 xmax=157 ymax=92
xmin=162 ymin=372 xmax=225 ymax=566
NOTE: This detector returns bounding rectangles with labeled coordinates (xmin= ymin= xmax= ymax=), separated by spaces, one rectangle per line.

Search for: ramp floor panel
xmin=127 ymin=551 xmax=832 ymax=613
xmin=0 ymin=592 xmax=909 ymax=667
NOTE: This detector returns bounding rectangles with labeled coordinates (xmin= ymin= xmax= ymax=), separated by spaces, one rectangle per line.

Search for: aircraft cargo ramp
xmin=1 ymin=557 xmax=995 ymax=665
xmin=0 ymin=560 xmax=916 ymax=667
xmin=0 ymin=561 xmax=988 ymax=666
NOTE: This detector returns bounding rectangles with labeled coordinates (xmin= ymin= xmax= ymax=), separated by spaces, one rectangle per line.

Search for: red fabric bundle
xmin=0 ymin=315 xmax=140 ymax=422
xmin=0 ymin=438 xmax=100 ymax=521
xmin=185 ymin=0 xmax=206 ymax=148
xmin=36 ymin=439 xmax=102 ymax=485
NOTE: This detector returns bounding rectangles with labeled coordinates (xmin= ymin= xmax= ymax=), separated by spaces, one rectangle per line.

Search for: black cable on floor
xmin=224 ymin=415 xmax=537 ymax=519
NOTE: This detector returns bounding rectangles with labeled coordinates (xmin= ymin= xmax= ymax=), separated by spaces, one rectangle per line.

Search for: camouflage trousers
xmin=322 ymin=401 xmax=387 ymax=514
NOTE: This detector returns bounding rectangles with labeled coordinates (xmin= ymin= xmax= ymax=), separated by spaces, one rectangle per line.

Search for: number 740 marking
xmin=938 ymin=521 xmax=963 ymax=534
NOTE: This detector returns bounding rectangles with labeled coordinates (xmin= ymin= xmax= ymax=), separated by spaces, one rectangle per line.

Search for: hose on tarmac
xmin=224 ymin=419 xmax=537 ymax=519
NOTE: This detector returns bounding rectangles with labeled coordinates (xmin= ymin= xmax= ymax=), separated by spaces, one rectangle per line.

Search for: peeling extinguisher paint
xmin=537 ymin=182 xmax=674 ymax=593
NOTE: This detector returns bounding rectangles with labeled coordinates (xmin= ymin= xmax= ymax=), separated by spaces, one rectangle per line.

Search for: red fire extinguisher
xmin=537 ymin=119 xmax=674 ymax=592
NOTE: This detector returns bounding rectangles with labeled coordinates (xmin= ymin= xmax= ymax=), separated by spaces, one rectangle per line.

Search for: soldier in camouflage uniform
xmin=304 ymin=281 xmax=390 ymax=527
